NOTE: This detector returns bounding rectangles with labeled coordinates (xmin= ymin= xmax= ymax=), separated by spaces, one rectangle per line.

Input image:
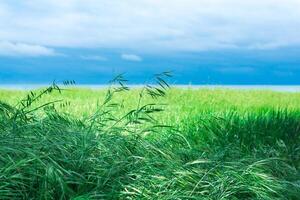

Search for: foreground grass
xmin=0 ymin=85 xmax=299 ymax=199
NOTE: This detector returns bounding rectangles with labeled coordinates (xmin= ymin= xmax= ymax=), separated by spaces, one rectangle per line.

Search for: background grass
xmin=1 ymin=88 xmax=300 ymax=118
xmin=0 ymin=86 xmax=299 ymax=199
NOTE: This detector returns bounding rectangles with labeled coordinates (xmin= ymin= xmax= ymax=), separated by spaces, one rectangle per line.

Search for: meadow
xmin=0 ymin=79 xmax=299 ymax=199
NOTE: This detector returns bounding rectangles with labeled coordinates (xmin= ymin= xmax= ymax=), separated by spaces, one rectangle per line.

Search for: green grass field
xmin=0 ymin=83 xmax=299 ymax=199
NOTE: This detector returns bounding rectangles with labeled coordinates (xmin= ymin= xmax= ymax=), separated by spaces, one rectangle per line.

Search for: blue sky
xmin=0 ymin=0 xmax=300 ymax=84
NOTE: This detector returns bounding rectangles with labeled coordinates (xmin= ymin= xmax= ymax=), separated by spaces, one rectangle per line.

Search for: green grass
xmin=0 ymin=84 xmax=299 ymax=199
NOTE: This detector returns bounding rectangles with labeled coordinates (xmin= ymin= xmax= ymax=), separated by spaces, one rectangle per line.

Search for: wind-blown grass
xmin=0 ymin=80 xmax=299 ymax=199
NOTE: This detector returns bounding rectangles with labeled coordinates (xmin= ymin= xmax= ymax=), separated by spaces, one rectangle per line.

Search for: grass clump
xmin=0 ymin=77 xmax=299 ymax=199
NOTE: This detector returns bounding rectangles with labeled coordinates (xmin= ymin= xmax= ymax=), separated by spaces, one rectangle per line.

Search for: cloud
xmin=80 ymin=55 xmax=107 ymax=61
xmin=0 ymin=0 xmax=300 ymax=52
xmin=0 ymin=41 xmax=56 ymax=57
xmin=121 ymin=54 xmax=142 ymax=62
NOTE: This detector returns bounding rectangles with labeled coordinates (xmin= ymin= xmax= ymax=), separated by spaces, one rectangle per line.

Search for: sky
xmin=0 ymin=0 xmax=300 ymax=85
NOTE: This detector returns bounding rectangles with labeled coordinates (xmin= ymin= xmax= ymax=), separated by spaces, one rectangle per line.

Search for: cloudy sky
xmin=0 ymin=0 xmax=300 ymax=84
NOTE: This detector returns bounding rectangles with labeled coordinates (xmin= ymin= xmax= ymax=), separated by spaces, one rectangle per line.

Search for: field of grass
xmin=0 ymin=82 xmax=299 ymax=199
